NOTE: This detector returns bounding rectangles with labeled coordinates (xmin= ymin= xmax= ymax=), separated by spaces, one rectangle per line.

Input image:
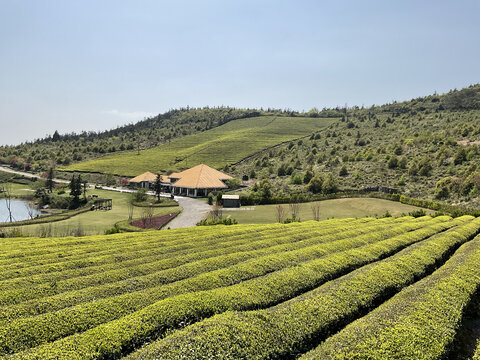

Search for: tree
xmin=69 ymin=175 xmax=81 ymax=206
xmin=322 ymin=173 xmax=338 ymax=194
xmin=127 ymin=194 xmax=135 ymax=221
xmin=454 ymin=148 xmax=466 ymax=165
xmin=216 ymin=191 xmax=224 ymax=206
xmin=339 ymin=165 xmax=348 ymax=176
xmin=46 ymin=168 xmax=54 ymax=193
xmin=289 ymin=202 xmax=301 ymax=220
xmin=388 ymin=156 xmax=398 ymax=169
xmin=52 ymin=130 xmax=61 ymax=142
xmin=82 ymin=179 xmax=88 ymax=200
xmin=1 ymin=182 xmax=14 ymax=222
xmin=307 ymin=175 xmax=324 ymax=194
xmin=154 ymin=174 xmax=162 ymax=201
xmin=275 ymin=204 xmax=287 ymax=223
xmin=141 ymin=206 xmax=154 ymax=227
xmin=434 ymin=178 xmax=451 ymax=199
xmin=418 ymin=158 xmax=432 ymax=176
xmin=311 ymin=202 xmax=321 ymax=221
xmin=303 ymin=169 xmax=314 ymax=184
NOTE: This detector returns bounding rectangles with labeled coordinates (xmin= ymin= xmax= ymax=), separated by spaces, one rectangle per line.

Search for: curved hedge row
xmin=124 ymin=217 xmax=480 ymax=360
xmin=0 ymin=221 xmax=356 ymax=285
xmin=301 ymin=234 xmax=480 ymax=359
xmin=6 ymin=217 xmax=471 ymax=359
xmin=0 ymin=218 xmax=420 ymax=320
xmin=0 ymin=218 xmax=402 ymax=306
xmin=0 ymin=217 xmax=440 ymax=353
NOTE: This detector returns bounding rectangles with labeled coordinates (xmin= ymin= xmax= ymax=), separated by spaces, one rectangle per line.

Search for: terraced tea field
xmin=1 ymin=215 xmax=480 ymax=359
xmin=61 ymin=115 xmax=334 ymax=176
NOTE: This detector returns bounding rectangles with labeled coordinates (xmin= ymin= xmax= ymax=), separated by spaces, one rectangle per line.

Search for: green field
xmin=1 ymin=215 xmax=480 ymax=359
xmin=7 ymin=189 xmax=180 ymax=237
xmin=62 ymin=116 xmax=334 ymax=176
xmin=225 ymin=197 xmax=432 ymax=224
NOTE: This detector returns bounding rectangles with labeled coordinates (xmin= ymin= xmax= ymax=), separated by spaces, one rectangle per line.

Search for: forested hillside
xmin=231 ymin=85 xmax=480 ymax=204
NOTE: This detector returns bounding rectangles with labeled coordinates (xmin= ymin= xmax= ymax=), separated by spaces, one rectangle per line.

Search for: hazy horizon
xmin=1 ymin=0 xmax=479 ymax=145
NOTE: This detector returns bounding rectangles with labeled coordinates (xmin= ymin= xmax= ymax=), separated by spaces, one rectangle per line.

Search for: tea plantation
xmin=61 ymin=115 xmax=334 ymax=176
xmin=1 ymin=215 xmax=480 ymax=359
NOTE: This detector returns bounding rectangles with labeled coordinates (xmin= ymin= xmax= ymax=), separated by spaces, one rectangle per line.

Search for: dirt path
xmin=167 ymin=196 xmax=211 ymax=229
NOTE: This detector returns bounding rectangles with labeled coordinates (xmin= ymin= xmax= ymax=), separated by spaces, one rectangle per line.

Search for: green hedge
xmin=303 ymin=234 xmax=480 ymax=359
xmin=0 ymin=219 xmax=385 ymax=320
xmin=0 ymin=219 xmax=380 ymax=306
xmin=124 ymin=217 xmax=480 ymax=360
xmin=0 ymin=220 xmax=331 ymax=278
xmin=6 ymin=217 xmax=466 ymax=359
xmin=0 ymin=217 xmax=427 ymax=353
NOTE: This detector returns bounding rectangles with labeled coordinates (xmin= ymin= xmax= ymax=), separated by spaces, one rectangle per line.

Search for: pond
xmin=0 ymin=199 xmax=41 ymax=223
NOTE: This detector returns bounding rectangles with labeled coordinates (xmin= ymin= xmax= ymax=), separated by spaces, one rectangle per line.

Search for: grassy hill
xmin=62 ymin=115 xmax=335 ymax=176
xmin=1 ymin=215 xmax=480 ymax=358
xmin=0 ymin=107 xmax=264 ymax=172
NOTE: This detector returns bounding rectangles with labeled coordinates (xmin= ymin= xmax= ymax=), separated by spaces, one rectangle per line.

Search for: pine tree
xmin=46 ymin=168 xmax=54 ymax=193
xmin=69 ymin=175 xmax=81 ymax=206
xmin=154 ymin=174 xmax=162 ymax=201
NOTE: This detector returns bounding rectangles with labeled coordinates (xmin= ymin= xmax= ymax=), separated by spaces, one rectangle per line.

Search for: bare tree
xmin=275 ymin=204 xmax=287 ymax=223
xmin=311 ymin=202 xmax=321 ymax=221
xmin=209 ymin=204 xmax=223 ymax=221
xmin=147 ymin=206 xmax=154 ymax=226
xmin=24 ymin=203 xmax=35 ymax=220
xmin=2 ymin=182 xmax=14 ymax=223
xmin=289 ymin=202 xmax=302 ymax=220
xmin=127 ymin=194 xmax=135 ymax=221
xmin=141 ymin=206 xmax=154 ymax=227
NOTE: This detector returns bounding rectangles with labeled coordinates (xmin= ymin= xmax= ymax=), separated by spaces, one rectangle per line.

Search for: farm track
xmin=0 ymin=216 xmax=479 ymax=359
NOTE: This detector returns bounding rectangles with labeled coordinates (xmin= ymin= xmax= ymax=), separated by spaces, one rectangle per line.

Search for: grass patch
xmin=225 ymin=197 xmax=433 ymax=224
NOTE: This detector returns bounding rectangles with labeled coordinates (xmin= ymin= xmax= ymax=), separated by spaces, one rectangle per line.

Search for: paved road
xmin=0 ymin=166 xmax=70 ymax=184
xmin=167 ymin=196 xmax=211 ymax=229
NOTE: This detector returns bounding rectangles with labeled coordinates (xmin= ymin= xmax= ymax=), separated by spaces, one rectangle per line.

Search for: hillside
xmin=61 ymin=115 xmax=335 ymax=176
xmin=2 ymin=85 xmax=480 ymax=203
xmin=1 ymin=216 xmax=480 ymax=359
xmin=0 ymin=107 xmax=264 ymax=171
xmin=233 ymin=85 xmax=480 ymax=204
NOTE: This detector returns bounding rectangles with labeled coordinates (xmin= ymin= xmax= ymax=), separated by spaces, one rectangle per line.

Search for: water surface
xmin=0 ymin=199 xmax=40 ymax=223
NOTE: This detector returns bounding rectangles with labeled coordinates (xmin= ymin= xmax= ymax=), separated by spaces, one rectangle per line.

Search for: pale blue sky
xmin=1 ymin=0 xmax=479 ymax=145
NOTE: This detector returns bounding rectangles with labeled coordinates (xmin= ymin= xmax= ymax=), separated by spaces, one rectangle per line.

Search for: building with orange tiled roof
xmin=129 ymin=171 xmax=170 ymax=189
xmin=169 ymin=164 xmax=232 ymax=197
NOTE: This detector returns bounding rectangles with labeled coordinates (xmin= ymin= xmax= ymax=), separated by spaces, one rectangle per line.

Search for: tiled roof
xmin=169 ymin=164 xmax=232 ymax=189
xmin=129 ymin=171 xmax=157 ymax=183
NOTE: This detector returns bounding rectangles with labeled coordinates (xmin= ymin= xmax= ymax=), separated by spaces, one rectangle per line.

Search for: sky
xmin=0 ymin=0 xmax=479 ymax=145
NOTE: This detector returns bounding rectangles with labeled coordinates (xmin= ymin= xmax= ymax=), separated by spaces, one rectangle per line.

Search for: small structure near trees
xmin=222 ymin=194 xmax=240 ymax=208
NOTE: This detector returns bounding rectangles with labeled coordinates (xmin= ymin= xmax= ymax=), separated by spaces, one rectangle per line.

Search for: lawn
xmin=11 ymin=189 xmax=181 ymax=237
xmin=224 ymin=197 xmax=433 ymax=224
xmin=61 ymin=116 xmax=335 ymax=176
